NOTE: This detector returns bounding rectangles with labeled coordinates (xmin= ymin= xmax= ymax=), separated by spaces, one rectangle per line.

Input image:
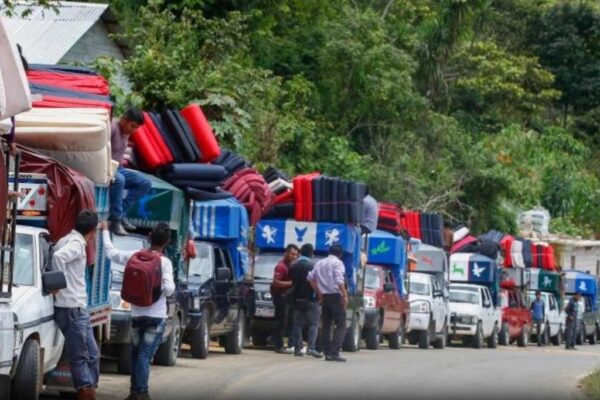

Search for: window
xmin=188 ymin=242 xmax=213 ymax=284
xmin=364 ymin=267 xmax=381 ymax=290
xmin=571 ymin=255 xmax=576 ymax=270
xmin=13 ymin=233 xmax=35 ymax=286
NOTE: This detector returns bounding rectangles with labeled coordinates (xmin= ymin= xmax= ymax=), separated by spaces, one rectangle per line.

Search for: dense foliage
xmin=104 ymin=0 xmax=600 ymax=236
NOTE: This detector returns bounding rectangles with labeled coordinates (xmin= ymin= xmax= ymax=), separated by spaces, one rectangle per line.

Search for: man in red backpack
xmin=101 ymin=222 xmax=175 ymax=400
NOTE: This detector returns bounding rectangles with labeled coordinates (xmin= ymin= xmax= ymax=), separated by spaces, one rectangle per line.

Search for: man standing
xmin=53 ymin=210 xmax=100 ymax=400
xmin=109 ymin=108 xmax=151 ymax=236
xmin=102 ymin=222 xmax=175 ymax=400
xmin=308 ymin=244 xmax=349 ymax=362
xmin=530 ymin=290 xmax=545 ymax=346
xmin=271 ymin=244 xmax=299 ymax=354
xmin=290 ymin=244 xmax=322 ymax=358
xmin=565 ymin=292 xmax=581 ymax=350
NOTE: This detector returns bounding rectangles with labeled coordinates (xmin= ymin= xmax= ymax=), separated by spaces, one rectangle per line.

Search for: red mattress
xmin=180 ymin=103 xmax=221 ymax=163
xmin=130 ymin=113 xmax=173 ymax=171
xmin=293 ymin=173 xmax=319 ymax=221
xmin=27 ymin=70 xmax=110 ymax=96
xmin=402 ymin=211 xmax=422 ymax=239
xmin=500 ymin=235 xmax=514 ymax=267
xmin=32 ymin=95 xmax=112 ymax=111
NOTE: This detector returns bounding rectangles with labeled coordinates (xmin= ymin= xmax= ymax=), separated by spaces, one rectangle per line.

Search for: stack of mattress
xmin=377 ymin=202 xmax=404 ymax=235
xmin=14 ymin=107 xmax=114 ymax=184
xmin=131 ymin=112 xmax=174 ymax=170
xmin=212 ymin=149 xmax=251 ymax=179
xmin=157 ymin=163 xmax=231 ymax=201
xmin=530 ymin=242 xmax=556 ymax=271
xmin=401 ymin=211 xmax=422 ymax=240
xmin=419 ymin=213 xmax=444 ymax=248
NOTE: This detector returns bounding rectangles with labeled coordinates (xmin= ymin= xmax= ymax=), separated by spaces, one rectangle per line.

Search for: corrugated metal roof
xmin=1 ymin=2 xmax=108 ymax=64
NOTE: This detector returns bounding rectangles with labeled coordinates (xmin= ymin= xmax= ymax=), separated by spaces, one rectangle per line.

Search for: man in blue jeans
xmin=530 ymin=290 xmax=546 ymax=346
xmin=102 ymin=222 xmax=175 ymax=400
xmin=110 ymin=108 xmax=151 ymax=236
xmin=53 ymin=210 xmax=99 ymax=400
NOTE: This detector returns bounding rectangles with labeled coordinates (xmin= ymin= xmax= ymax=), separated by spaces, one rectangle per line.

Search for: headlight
xmin=364 ymin=296 xmax=376 ymax=309
xmin=410 ymin=300 xmax=430 ymax=313
xmin=110 ymin=291 xmax=130 ymax=311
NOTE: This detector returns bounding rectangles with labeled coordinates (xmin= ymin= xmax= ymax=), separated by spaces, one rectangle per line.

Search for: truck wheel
xmin=225 ymin=313 xmax=245 ymax=355
xmin=342 ymin=314 xmax=361 ymax=352
xmin=577 ymin=323 xmax=585 ymax=345
xmin=365 ymin=326 xmax=380 ymax=350
xmin=389 ymin=321 xmax=404 ymax=350
xmin=517 ymin=324 xmax=529 ymax=347
xmin=116 ymin=344 xmax=131 ymax=375
xmin=589 ymin=326 xmax=598 ymax=345
xmin=472 ymin=322 xmax=483 ymax=349
xmin=487 ymin=323 xmax=499 ymax=349
xmin=433 ymin=323 xmax=447 ymax=349
xmin=418 ymin=322 xmax=431 ymax=350
xmin=0 ymin=374 xmax=10 ymax=400
xmin=11 ymin=339 xmax=41 ymax=400
xmin=190 ymin=312 xmax=209 ymax=359
xmin=154 ymin=315 xmax=181 ymax=366
xmin=551 ymin=325 xmax=563 ymax=346
xmin=498 ymin=322 xmax=509 ymax=346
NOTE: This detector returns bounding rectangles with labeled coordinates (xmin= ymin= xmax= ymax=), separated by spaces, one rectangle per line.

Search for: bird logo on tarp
xmin=262 ymin=225 xmax=278 ymax=244
xmin=295 ymin=226 xmax=308 ymax=242
xmin=325 ymin=228 xmax=340 ymax=246
xmin=371 ymin=241 xmax=391 ymax=256
xmin=579 ymin=281 xmax=588 ymax=292
xmin=472 ymin=263 xmax=486 ymax=278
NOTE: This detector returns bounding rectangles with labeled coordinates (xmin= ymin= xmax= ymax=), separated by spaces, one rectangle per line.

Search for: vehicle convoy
xmin=362 ymin=230 xmax=409 ymax=350
xmin=252 ymin=219 xmax=364 ymax=352
xmin=406 ymin=242 xmax=449 ymax=349
xmin=448 ymin=253 xmax=502 ymax=349
xmin=499 ymin=268 xmax=533 ymax=347
xmin=563 ymin=270 xmax=599 ymax=345
xmin=105 ymin=173 xmax=189 ymax=372
xmin=527 ymin=268 xmax=564 ymax=345
xmin=183 ymin=198 xmax=253 ymax=359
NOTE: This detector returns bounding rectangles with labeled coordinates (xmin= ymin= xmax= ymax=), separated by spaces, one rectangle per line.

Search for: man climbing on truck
xmin=102 ymin=221 xmax=175 ymax=400
xmin=53 ymin=210 xmax=100 ymax=400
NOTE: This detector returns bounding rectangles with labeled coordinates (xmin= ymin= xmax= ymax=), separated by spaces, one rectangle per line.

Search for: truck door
xmin=212 ymin=247 xmax=231 ymax=333
xmin=223 ymin=249 xmax=241 ymax=328
xmin=547 ymin=294 xmax=558 ymax=333
xmin=432 ymin=278 xmax=445 ymax=333
xmin=381 ymin=269 xmax=401 ymax=333
xmin=481 ymin=288 xmax=493 ymax=336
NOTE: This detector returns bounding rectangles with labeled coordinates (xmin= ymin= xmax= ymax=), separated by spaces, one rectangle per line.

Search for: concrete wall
xmin=554 ymin=244 xmax=600 ymax=276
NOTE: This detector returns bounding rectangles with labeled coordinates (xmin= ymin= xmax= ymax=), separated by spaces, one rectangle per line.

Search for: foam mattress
xmin=0 ymin=19 xmax=32 ymax=119
xmin=158 ymin=163 xmax=227 ymax=181
xmin=180 ymin=103 xmax=221 ymax=163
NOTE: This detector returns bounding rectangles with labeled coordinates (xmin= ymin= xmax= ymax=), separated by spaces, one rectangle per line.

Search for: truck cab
xmin=563 ymin=270 xmax=598 ymax=345
xmin=498 ymin=268 xmax=532 ymax=347
xmin=527 ymin=268 xmax=564 ymax=345
xmin=361 ymin=230 xmax=409 ymax=350
xmin=406 ymin=242 xmax=450 ymax=349
xmin=448 ymin=253 xmax=502 ymax=349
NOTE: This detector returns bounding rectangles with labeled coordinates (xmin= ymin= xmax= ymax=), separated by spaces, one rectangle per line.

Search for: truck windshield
xmin=189 ymin=242 xmax=213 ymax=284
xmin=110 ymin=236 xmax=147 ymax=290
xmin=364 ymin=267 xmax=381 ymax=290
xmin=253 ymin=254 xmax=283 ymax=281
xmin=12 ymin=233 xmax=35 ymax=286
xmin=449 ymin=289 xmax=479 ymax=304
xmin=410 ymin=280 xmax=430 ymax=296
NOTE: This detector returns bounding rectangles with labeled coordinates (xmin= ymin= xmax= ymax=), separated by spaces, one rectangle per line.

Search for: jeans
xmin=292 ymin=300 xmax=320 ymax=352
xmin=131 ymin=317 xmax=166 ymax=395
xmin=273 ymin=294 xmax=289 ymax=349
xmin=109 ymin=167 xmax=151 ymax=221
xmin=565 ymin=317 xmax=577 ymax=348
xmin=321 ymin=293 xmax=346 ymax=357
xmin=533 ymin=317 xmax=544 ymax=344
xmin=54 ymin=307 xmax=99 ymax=390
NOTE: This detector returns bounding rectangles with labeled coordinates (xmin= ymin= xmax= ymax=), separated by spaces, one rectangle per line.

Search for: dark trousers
xmin=273 ymin=294 xmax=289 ymax=349
xmin=292 ymin=300 xmax=320 ymax=352
xmin=321 ymin=293 xmax=346 ymax=357
xmin=54 ymin=307 xmax=100 ymax=390
xmin=533 ymin=317 xmax=544 ymax=345
xmin=565 ymin=318 xmax=577 ymax=348
xmin=130 ymin=317 xmax=166 ymax=395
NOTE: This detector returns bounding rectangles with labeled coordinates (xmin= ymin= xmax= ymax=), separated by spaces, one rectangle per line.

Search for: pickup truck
xmin=406 ymin=242 xmax=449 ymax=349
xmin=183 ymin=198 xmax=253 ymax=360
xmin=564 ymin=270 xmax=599 ymax=345
xmin=252 ymin=219 xmax=364 ymax=352
xmin=448 ymin=253 xmax=502 ymax=348
xmin=498 ymin=268 xmax=532 ymax=347
xmin=361 ymin=230 xmax=409 ymax=350
xmin=527 ymin=268 xmax=564 ymax=345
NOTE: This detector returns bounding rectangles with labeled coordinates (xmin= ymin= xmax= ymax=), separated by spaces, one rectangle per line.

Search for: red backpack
xmin=121 ymin=249 xmax=163 ymax=307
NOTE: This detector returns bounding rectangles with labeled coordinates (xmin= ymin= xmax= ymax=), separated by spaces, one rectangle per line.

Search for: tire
xmin=154 ymin=315 xmax=181 ymax=366
xmin=11 ymin=339 xmax=41 ymax=400
xmin=551 ymin=325 xmax=563 ymax=346
xmin=487 ymin=323 xmax=499 ymax=349
xmin=433 ymin=323 xmax=447 ymax=349
xmin=418 ymin=322 xmax=431 ymax=350
xmin=252 ymin=331 xmax=268 ymax=347
xmin=589 ymin=326 xmax=598 ymax=345
xmin=0 ymin=374 xmax=10 ymax=400
xmin=472 ymin=322 xmax=483 ymax=349
xmin=365 ymin=326 xmax=380 ymax=350
xmin=225 ymin=313 xmax=245 ymax=355
xmin=577 ymin=323 xmax=585 ymax=345
xmin=342 ymin=314 xmax=361 ymax=352
xmin=116 ymin=344 xmax=131 ymax=375
xmin=517 ymin=324 xmax=529 ymax=347
xmin=190 ymin=312 xmax=209 ymax=359
xmin=389 ymin=320 xmax=404 ymax=350
xmin=498 ymin=322 xmax=509 ymax=346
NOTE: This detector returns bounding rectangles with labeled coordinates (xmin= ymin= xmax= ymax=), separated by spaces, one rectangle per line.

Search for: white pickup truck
xmin=406 ymin=272 xmax=449 ymax=349
xmin=449 ymin=283 xmax=502 ymax=348
xmin=1 ymin=225 xmax=66 ymax=400
xmin=0 ymin=299 xmax=13 ymax=400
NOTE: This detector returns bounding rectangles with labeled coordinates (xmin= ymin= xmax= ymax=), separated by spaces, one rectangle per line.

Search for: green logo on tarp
xmin=371 ymin=241 xmax=391 ymax=255
xmin=452 ymin=263 xmax=465 ymax=276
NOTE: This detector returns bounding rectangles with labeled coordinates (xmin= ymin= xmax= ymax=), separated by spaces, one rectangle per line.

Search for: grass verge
xmin=581 ymin=368 xmax=600 ymax=399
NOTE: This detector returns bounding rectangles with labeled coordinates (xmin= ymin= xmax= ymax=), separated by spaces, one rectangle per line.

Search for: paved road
xmin=42 ymin=343 xmax=600 ymax=400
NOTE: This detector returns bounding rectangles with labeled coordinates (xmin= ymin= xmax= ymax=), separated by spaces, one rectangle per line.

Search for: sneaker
xmin=306 ymin=349 xmax=323 ymax=359
xmin=275 ymin=347 xmax=293 ymax=354
xmin=121 ymin=218 xmax=136 ymax=231
xmin=325 ymin=354 xmax=347 ymax=362
xmin=294 ymin=350 xmax=304 ymax=357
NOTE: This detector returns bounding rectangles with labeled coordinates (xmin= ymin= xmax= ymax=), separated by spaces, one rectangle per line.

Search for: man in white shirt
xmin=53 ymin=210 xmax=100 ymax=400
xmin=101 ymin=222 xmax=175 ymax=400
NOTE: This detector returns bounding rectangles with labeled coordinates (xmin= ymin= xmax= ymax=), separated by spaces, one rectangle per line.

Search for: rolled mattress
xmin=180 ymin=103 xmax=221 ymax=163
xmin=158 ymin=163 xmax=227 ymax=181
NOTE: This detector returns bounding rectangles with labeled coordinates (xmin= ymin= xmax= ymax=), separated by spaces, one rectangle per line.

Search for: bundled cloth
xmin=223 ymin=168 xmax=273 ymax=225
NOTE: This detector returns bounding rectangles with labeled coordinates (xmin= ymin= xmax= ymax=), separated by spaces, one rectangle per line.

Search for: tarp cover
xmin=412 ymin=242 xmax=447 ymax=274
xmin=564 ymin=270 xmax=597 ymax=296
xmin=449 ymin=253 xmax=497 ymax=284
xmin=367 ymin=230 xmax=405 ymax=267
xmin=528 ymin=268 xmax=560 ymax=293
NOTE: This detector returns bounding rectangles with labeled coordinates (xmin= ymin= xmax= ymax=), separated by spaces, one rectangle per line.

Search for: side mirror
xmin=383 ymin=282 xmax=395 ymax=293
xmin=216 ymin=267 xmax=232 ymax=282
xmin=42 ymin=271 xmax=67 ymax=295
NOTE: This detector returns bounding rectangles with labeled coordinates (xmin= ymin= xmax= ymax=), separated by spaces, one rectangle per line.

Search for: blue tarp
xmin=366 ymin=230 xmax=407 ymax=298
xmin=564 ymin=270 xmax=597 ymax=297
